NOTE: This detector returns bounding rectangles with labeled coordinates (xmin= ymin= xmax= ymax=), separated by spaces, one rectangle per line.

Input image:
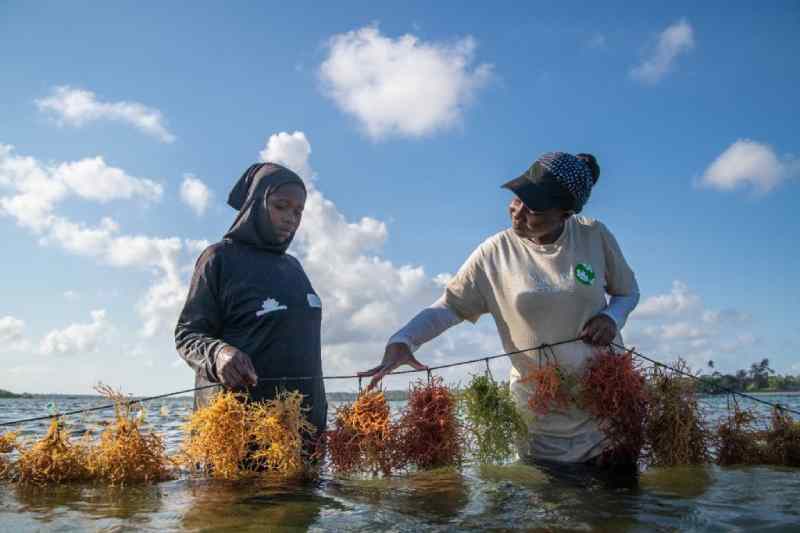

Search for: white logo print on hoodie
xmin=256 ymin=298 xmax=287 ymax=317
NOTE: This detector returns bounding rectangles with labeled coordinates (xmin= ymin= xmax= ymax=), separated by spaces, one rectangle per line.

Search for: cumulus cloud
xmin=699 ymin=139 xmax=798 ymax=193
xmin=36 ymin=86 xmax=176 ymax=143
xmin=0 ymin=144 xmax=198 ymax=339
xmin=40 ymin=309 xmax=110 ymax=355
xmin=631 ymin=280 xmax=701 ymax=319
xmin=0 ymin=316 xmax=25 ymax=344
xmin=180 ymin=174 xmax=213 ymax=215
xmin=263 ymin=131 xmax=501 ymax=387
xmin=55 ymin=157 xmax=163 ymax=203
xmin=630 ymin=19 xmax=694 ymax=84
xmin=259 ymin=132 xmax=314 ymax=179
xmin=0 ymin=144 xmax=162 ymax=233
xmin=626 ymin=280 xmax=757 ymax=373
xmin=1 ymin=133 xmax=502 ymax=391
xmin=319 ymin=25 xmax=493 ymax=139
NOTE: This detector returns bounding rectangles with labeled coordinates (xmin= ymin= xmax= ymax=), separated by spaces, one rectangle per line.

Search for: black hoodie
xmin=175 ymin=163 xmax=326 ymax=432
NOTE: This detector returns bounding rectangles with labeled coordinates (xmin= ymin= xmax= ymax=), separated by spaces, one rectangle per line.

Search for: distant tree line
xmin=695 ymin=358 xmax=800 ymax=394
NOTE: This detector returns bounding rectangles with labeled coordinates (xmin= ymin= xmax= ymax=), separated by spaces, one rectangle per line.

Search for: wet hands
xmin=214 ymin=346 xmax=258 ymax=389
xmin=579 ymin=314 xmax=617 ymax=346
xmin=358 ymin=342 xmax=428 ymax=390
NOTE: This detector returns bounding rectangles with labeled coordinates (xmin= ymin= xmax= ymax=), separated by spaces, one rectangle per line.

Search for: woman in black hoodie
xmin=175 ymin=162 xmax=326 ymax=434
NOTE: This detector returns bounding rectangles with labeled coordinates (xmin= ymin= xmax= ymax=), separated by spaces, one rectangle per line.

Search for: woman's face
xmin=509 ymin=197 xmax=570 ymax=241
xmin=267 ymin=183 xmax=306 ymax=242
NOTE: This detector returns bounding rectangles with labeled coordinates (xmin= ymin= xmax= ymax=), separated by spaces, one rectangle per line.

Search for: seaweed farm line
xmin=1 ymin=393 xmax=799 ymax=531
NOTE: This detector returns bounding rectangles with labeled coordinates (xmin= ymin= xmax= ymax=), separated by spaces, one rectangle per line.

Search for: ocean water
xmin=1 ymin=394 xmax=798 ymax=532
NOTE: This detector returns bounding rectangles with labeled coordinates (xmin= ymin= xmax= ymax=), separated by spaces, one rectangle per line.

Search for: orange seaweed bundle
xmin=86 ymin=385 xmax=174 ymax=485
xmin=15 ymin=419 xmax=91 ymax=484
xmin=580 ymin=348 xmax=648 ymax=465
xmin=519 ymin=360 xmax=572 ymax=415
xmin=326 ymin=389 xmax=402 ymax=475
xmin=397 ymin=377 xmax=463 ymax=469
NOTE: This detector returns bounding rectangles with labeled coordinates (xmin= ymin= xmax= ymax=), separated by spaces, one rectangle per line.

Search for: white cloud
xmin=0 ymin=144 xmax=199 ymax=339
xmin=626 ymin=280 xmax=757 ymax=373
xmin=1 ymin=133 xmax=500 ymax=392
xmin=0 ymin=144 xmax=161 ymax=234
xmin=185 ymin=239 xmax=211 ymax=255
xmin=702 ymin=309 xmax=751 ymax=325
xmin=631 ymin=280 xmax=701 ymax=319
xmin=630 ymin=19 xmax=694 ymax=84
xmin=0 ymin=316 xmax=25 ymax=344
xmin=259 ymin=132 xmax=314 ymax=179
xmin=260 ymin=130 xmax=501 ymax=388
xmin=63 ymin=290 xmax=80 ymax=300
xmin=643 ymin=322 xmax=705 ymax=340
xmin=36 ymin=86 xmax=176 ymax=143
xmin=319 ymin=25 xmax=493 ymax=139
xmin=55 ymin=157 xmax=163 ymax=203
xmin=40 ymin=309 xmax=110 ymax=355
xmin=699 ymin=139 xmax=797 ymax=193
xmin=180 ymin=174 xmax=212 ymax=215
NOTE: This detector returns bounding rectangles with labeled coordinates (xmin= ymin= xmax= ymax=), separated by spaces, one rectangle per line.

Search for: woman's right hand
xmin=358 ymin=342 xmax=428 ymax=390
xmin=215 ymin=346 xmax=258 ymax=389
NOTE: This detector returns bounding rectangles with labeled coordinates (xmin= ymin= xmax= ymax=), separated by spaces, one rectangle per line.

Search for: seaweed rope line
xmin=611 ymin=341 xmax=800 ymax=418
xmin=3 ymin=337 xmax=798 ymax=427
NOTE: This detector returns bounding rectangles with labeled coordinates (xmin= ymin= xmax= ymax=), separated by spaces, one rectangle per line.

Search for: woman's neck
xmin=528 ymin=220 xmax=565 ymax=245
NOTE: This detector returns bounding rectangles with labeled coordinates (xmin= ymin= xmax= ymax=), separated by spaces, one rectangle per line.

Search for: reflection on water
xmin=1 ymin=395 xmax=799 ymax=531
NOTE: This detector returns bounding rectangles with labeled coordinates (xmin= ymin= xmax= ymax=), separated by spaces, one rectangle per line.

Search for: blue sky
xmin=1 ymin=1 xmax=798 ymax=394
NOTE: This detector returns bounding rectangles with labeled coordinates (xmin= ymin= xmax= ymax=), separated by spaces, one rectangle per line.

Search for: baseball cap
xmin=502 ymin=152 xmax=595 ymax=213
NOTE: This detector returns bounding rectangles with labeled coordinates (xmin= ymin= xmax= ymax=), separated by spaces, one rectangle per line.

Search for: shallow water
xmin=1 ymin=394 xmax=799 ymax=532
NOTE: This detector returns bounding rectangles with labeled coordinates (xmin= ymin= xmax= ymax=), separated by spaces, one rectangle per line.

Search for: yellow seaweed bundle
xmin=86 ymin=385 xmax=174 ymax=484
xmin=248 ymin=390 xmax=316 ymax=475
xmin=15 ymin=419 xmax=91 ymax=484
xmin=180 ymin=390 xmax=251 ymax=479
xmin=0 ymin=431 xmax=16 ymax=479
xmin=179 ymin=389 xmax=316 ymax=479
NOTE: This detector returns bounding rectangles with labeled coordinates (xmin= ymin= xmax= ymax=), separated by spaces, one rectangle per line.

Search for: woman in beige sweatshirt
xmin=360 ymin=152 xmax=639 ymax=464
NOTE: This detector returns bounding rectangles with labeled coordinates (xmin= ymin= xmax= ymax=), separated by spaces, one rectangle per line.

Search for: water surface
xmin=1 ymin=394 xmax=798 ymax=532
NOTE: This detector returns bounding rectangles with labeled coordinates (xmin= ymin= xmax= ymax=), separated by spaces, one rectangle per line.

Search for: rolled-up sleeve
xmin=175 ymin=247 xmax=230 ymax=382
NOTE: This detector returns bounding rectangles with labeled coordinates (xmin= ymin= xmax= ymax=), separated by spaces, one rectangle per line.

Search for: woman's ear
xmin=561 ymin=210 xmax=574 ymax=221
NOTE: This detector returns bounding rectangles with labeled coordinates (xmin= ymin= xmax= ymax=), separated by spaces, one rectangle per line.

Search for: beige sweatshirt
xmin=444 ymin=216 xmax=638 ymax=462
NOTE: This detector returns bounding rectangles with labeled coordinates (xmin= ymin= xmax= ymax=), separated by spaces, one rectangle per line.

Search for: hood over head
xmin=224 ymin=162 xmax=306 ymax=254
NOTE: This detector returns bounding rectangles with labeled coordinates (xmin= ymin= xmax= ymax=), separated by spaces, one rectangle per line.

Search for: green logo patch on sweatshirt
xmin=575 ymin=263 xmax=596 ymax=286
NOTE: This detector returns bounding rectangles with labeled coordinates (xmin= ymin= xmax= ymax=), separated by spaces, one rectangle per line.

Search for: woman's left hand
xmin=579 ymin=314 xmax=617 ymax=346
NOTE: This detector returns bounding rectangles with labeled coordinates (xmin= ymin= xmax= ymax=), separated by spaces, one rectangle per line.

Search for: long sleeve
xmin=388 ymin=296 xmax=464 ymax=353
xmin=597 ymin=222 xmax=640 ymax=330
xmin=175 ymin=247 xmax=230 ymax=382
xmin=600 ymin=292 xmax=640 ymax=330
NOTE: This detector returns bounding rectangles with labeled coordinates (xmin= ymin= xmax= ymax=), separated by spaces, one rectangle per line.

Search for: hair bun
xmin=576 ymin=153 xmax=600 ymax=185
